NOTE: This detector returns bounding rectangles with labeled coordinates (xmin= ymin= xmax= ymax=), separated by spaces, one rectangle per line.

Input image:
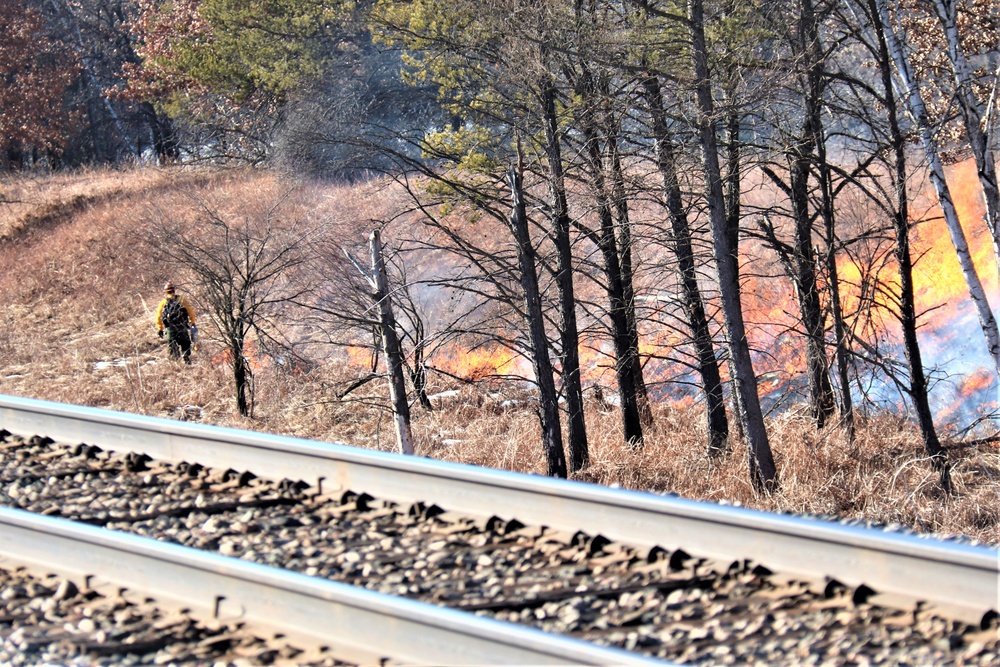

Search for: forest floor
xmin=1 ymin=166 xmax=998 ymax=546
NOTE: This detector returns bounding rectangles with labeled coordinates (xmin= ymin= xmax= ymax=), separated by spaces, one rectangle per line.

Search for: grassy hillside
xmin=1 ymin=167 xmax=998 ymax=545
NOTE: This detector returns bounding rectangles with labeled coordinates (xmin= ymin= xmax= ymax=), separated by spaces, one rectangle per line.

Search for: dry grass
xmin=1 ymin=166 xmax=997 ymax=547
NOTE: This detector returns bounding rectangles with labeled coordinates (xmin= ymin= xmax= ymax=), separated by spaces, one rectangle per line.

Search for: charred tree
xmin=576 ymin=79 xmax=645 ymax=448
xmin=867 ymin=0 xmax=951 ymax=490
xmin=804 ymin=1 xmax=855 ymax=439
xmin=508 ymin=162 xmax=568 ymax=478
xmin=541 ymin=79 xmax=589 ymax=472
xmin=689 ymin=0 xmax=777 ymax=490
xmin=608 ymin=118 xmax=654 ymax=427
xmin=723 ymin=107 xmax=747 ymax=443
xmin=756 ymin=0 xmax=836 ymax=429
xmin=641 ymin=73 xmax=730 ymax=456
xmin=141 ymin=102 xmax=180 ymax=164
xmin=797 ymin=0 xmax=838 ymax=429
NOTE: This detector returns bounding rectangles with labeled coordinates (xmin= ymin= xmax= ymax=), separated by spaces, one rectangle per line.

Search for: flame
xmin=211 ymin=339 xmax=269 ymax=372
xmin=346 ymin=345 xmax=374 ymax=370
xmin=911 ymin=160 xmax=998 ymax=315
xmin=958 ymin=368 xmax=994 ymax=398
xmin=734 ymin=159 xmax=1000 ymax=413
xmin=435 ymin=345 xmax=519 ymax=380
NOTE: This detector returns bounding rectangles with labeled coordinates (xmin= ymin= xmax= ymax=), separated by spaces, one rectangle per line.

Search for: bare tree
xmin=872 ymin=0 xmax=1000 ymax=389
xmin=509 ymin=160 xmax=568 ymax=478
xmin=640 ymin=72 xmax=730 ymax=456
xmin=146 ymin=192 xmax=314 ymax=417
xmin=688 ymin=0 xmax=777 ymax=491
xmin=368 ymin=229 xmax=414 ymax=455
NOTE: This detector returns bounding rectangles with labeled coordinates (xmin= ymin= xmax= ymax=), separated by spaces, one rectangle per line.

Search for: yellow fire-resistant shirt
xmin=155 ymin=295 xmax=196 ymax=332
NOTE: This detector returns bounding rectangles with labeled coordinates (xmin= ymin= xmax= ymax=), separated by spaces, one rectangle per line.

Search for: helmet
xmin=163 ymin=281 xmax=175 ymax=293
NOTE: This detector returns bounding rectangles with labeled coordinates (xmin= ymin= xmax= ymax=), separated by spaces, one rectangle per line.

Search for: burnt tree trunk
xmin=869 ymin=0 xmax=951 ymax=490
xmin=581 ymin=119 xmax=645 ymax=447
xmin=508 ymin=163 xmax=568 ymax=478
xmin=143 ymin=102 xmax=180 ymax=164
xmin=788 ymin=154 xmax=836 ymax=428
xmin=409 ymin=339 xmax=433 ymax=411
xmin=541 ymin=80 xmax=589 ymax=472
xmin=689 ymin=0 xmax=776 ymax=490
xmin=642 ymin=74 xmax=729 ymax=456
xmin=805 ymin=0 xmax=854 ymax=438
xmin=233 ymin=348 xmax=251 ymax=418
xmin=794 ymin=0 xmax=837 ymax=429
xmin=609 ymin=122 xmax=654 ymax=426
xmin=819 ymin=155 xmax=855 ymax=439
xmin=724 ymin=108 xmax=747 ymax=443
xmin=573 ymin=69 xmax=644 ymax=447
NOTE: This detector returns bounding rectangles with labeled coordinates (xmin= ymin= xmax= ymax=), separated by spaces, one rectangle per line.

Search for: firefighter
xmin=155 ymin=281 xmax=197 ymax=363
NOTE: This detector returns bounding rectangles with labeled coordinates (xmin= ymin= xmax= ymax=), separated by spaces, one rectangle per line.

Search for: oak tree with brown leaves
xmin=0 ymin=0 xmax=79 ymax=168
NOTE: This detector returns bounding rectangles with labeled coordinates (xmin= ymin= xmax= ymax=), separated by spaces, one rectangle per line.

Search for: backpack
xmin=162 ymin=297 xmax=189 ymax=330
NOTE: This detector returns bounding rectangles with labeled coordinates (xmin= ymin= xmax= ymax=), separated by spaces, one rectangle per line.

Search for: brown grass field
xmin=1 ymin=166 xmax=998 ymax=546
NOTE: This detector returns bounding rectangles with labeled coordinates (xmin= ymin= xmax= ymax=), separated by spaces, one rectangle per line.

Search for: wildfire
xmin=331 ymin=161 xmax=999 ymax=423
xmin=346 ymin=345 xmax=375 ymax=370
xmin=911 ymin=160 xmax=998 ymax=315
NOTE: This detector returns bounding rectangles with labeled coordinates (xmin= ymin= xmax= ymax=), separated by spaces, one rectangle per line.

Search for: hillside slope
xmin=1 ymin=167 xmax=998 ymax=545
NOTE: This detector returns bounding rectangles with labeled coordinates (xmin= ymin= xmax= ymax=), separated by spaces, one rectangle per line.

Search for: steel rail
xmin=0 ymin=507 xmax=663 ymax=666
xmin=2 ymin=394 xmax=998 ymax=624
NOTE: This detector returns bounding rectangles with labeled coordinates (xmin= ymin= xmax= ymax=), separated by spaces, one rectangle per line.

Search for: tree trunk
xmin=143 ymin=102 xmax=180 ymax=164
xmin=583 ymin=122 xmax=645 ymax=447
xmin=609 ymin=122 xmax=654 ymax=426
xmin=508 ymin=163 xmax=568 ymax=478
xmin=818 ymin=144 xmax=855 ymax=440
xmin=805 ymin=0 xmax=854 ymax=438
xmin=233 ymin=347 xmax=250 ymax=418
xmin=789 ymin=151 xmax=837 ymax=428
xmin=870 ymin=0 xmax=951 ymax=489
xmin=541 ymin=80 xmax=589 ymax=472
xmin=689 ymin=0 xmax=777 ymax=490
xmin=574 ymin=70 xmax=644 ymax=447
xmin=641 ymin=74 xmax=730 ymax=456
xmin=724 ymin=108 xmax=747 ymax=443
xmin=370 ymin=230 xmax=414 ymax=456
xmin=409 ymin=341 xmax=434 ymax=411
xmin=782 ymin=0 xmax=837 ymax=429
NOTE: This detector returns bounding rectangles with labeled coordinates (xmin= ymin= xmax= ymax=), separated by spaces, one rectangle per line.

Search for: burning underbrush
xmin=215 ymin=360 xmax=1000 ymax=546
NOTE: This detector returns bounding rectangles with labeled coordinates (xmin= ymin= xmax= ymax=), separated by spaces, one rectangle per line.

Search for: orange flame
xmin=958 ymin=368 xmax=994 ymax=398
xmin=211 ymin=339 xmax=269 ymax=372
xmin=435 ymin=344 xmax=519 ymax=380
xmin=911 ymin=160 xmax=998 ymax=316
xmin=346 ymin=345 xmax=374 ymax=370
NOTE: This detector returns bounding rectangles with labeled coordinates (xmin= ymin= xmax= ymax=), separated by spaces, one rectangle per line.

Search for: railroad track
xmin=1 ymin=394 xmax=998 ymax=665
